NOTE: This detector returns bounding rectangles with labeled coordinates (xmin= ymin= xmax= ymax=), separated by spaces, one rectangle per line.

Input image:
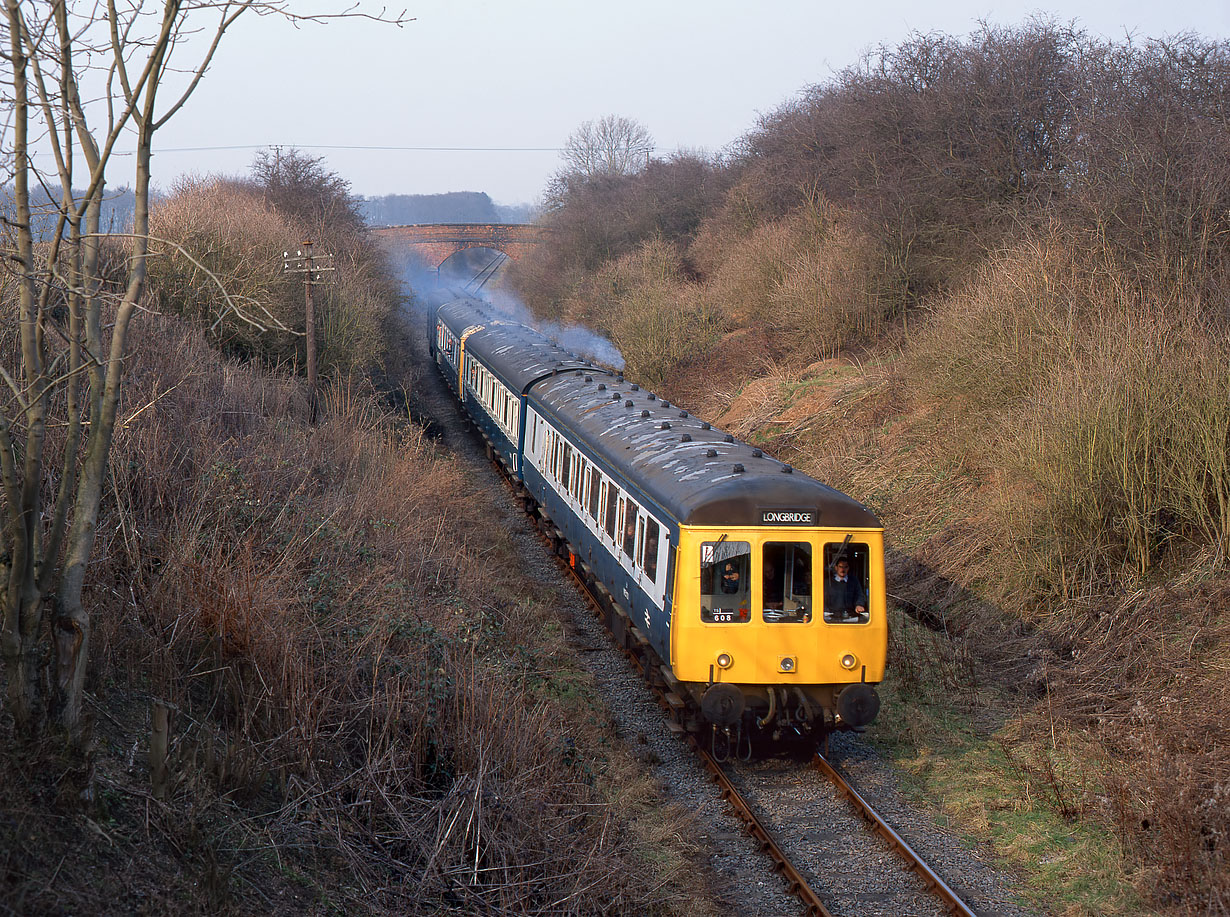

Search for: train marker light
xmin=779 ymin=656 xmax=797 ymax=673
xmin=841 ymin=653 xmax=858 ymax=670
xmin=716 ymin=653 xmax=733 ymax=669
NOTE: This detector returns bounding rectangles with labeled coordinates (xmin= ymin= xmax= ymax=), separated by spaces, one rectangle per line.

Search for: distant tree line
xmin=361 ymin=191 xmax=536 ymax=226
xmin=1 ymin=184 xmax=137 ymax=239
xmin=519 ymin=22 xmax=1230 ymax=312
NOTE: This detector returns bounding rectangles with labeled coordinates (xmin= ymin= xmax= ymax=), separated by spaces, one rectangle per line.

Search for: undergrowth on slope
xmin=0 ymin=312 xmax=686 ymax=915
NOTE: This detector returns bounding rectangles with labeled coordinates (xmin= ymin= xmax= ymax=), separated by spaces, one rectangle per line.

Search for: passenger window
xmin=762 ymin=542 xmax=812 ymax=623
xmin=643 ymin=519 xmax=659 ymax=583
xmin=561 ymin=443 xmax=571 ymax=489
xmin=605 ymin=485 xmax=618 ymax=538
xmin=823 ymin=542 xmax=871 ymax=624
xmin=588 ymin=468 xmax=601 ymax=520
xmin=700 ymin=540 xmax=751 ymax=623
xmin=622 ymin=503 xmax=638 ymax=558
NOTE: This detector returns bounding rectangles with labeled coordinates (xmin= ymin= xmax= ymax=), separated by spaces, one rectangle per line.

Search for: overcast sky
xmin=149 ymin=0 xmax=1230 ymax=206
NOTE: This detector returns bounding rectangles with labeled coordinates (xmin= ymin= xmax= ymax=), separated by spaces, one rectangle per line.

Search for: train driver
xmin=721 ymin=562 xmax=742 ymax=594
xmin=824 ymin=557 xmax=868 ymax=622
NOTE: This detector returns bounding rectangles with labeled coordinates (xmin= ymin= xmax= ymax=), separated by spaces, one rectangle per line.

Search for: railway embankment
xmin=505 ymin=25 xmax=1230 ymax=914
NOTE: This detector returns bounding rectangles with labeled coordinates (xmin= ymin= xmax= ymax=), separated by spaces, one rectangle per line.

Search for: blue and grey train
xmin=431 ymin=294 xmax=886 ymax=746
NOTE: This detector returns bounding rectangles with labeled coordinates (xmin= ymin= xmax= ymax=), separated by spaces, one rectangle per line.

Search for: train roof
xmin=438 ymin=296 xmax=592 ymax=393
xmin=435 ymin=296 xmax=881 ymax=530
xmin=532 ymin=369 xmax=882 ymax=530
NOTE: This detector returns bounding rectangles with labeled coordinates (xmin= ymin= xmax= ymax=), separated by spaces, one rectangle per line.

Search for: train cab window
xmin=622 ymin=503 xmax=638 ymax=558
xmin=605 ymin=485 xmax=619 ymax=538
xmin=643 ymin=518 xmax=660 ymax=583
xmin=761 ymin=542 xmax=812 ymax=623
xmin=700 ymin=540 xmax=751 ymax=623
xmin=588 ymin=468 xmax=601 ymax=520
xmin=823 ymin=542 xmax=870 ymax=624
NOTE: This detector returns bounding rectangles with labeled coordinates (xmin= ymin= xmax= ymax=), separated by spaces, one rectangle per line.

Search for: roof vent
xmin=706 ymin=449 xmax=718 ymax=458
xmin=681 ymin=433 xmax=692 ymax=442
xmin=733 ymin=463 xmax=746 ymax=474
xmin=625 ymin=400 xmax=634 ymax=408
xmin=648 ymin=393 xmax=657 ymax=401
xmin=575 ymin=370 xmax=583 ymax=376
xmin=641 ymin=410 xmax=651 ymax=418
xmin=701 ymin=422 xmax=711 ymax=430
xmin=661 ymin=401 xmax=670 ymax=408
xmin=724 ymin=434 xmax=734 ymax=443
xmin=585 ymin=375 xmax=593 ymax=382
xmin=781 ymin=464 xmax=793 ymax=473
xmin=660 ymin=421 xmax=671 ymax=430
xmin=679 ymin=410 xmax=688 ymax=418
xmin=630 ymin=384 xmax=639 ymax=391
xmin=752 ymin=449 xmax=763 ymax=458
xmin=617 ymin=376 xmax=625 ymax=383
xmin=598 ymin=383 xmax=607 ymax=391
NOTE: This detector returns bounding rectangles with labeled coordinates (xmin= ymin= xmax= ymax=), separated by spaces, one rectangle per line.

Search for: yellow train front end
xmin=670 ymin=524 xmax=886 ymax=738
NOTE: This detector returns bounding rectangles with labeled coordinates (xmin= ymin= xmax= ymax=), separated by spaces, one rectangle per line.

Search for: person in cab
xmin=824 ymin=557 xmax=867 ymax=622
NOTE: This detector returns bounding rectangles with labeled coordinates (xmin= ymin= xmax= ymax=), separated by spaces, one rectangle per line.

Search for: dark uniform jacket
xmin=824 ymin=574 xmax=868 ymax=619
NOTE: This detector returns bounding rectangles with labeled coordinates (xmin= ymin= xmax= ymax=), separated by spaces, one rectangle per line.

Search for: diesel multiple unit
xmin=432 ymin=294 xmax=886 ymax=750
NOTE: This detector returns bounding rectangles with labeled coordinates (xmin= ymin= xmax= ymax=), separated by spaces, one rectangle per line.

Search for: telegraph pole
xmin=283 ymin=242 xmax=335 ymax=422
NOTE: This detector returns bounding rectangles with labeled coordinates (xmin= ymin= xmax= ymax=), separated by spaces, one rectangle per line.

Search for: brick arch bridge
xmin=371 ymin=223 xmax=546 ymax=269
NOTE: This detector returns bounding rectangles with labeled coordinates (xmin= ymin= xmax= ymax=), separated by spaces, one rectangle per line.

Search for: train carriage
xmin=433 ymin=295 xmax=887 ymax=748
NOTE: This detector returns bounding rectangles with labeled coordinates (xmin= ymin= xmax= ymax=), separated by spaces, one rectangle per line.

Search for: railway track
xmin=548 ymin=530 xmax=981 ymax=917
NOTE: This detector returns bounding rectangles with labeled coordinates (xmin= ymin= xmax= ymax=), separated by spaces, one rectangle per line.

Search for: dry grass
xmin=648 ymin=224 xmax=1230 ymax=913
xmin=1 ymin=310 xmax=679 ymax=914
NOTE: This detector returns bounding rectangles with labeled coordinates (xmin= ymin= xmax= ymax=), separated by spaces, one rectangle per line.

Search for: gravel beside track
xmin=396 ymin=296 xmax=1048 ymax=917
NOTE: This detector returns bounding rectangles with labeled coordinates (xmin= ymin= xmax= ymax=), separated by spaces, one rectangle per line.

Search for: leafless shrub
xmin=72 ymin=313 xmax=658 ymax=912
xmin=566 ymin=238 xmax=725 ymax=387
xmin=148 ymin=177 xmax=303 ymax=360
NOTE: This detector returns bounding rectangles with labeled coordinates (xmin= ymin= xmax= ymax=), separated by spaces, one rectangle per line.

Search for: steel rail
xmin=813 ymin=753 xmax=979 ymax=917
xmin=692 ymin=741 xmax=836 ymax=917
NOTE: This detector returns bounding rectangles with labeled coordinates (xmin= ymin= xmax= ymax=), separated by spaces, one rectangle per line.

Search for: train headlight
xmin=716 ymin=652 xmax=733 ymax=669
xmin=778 ymin=656 xmax=796 ymax=673
xmin=840 ymin=653 xmax=858 ymax=670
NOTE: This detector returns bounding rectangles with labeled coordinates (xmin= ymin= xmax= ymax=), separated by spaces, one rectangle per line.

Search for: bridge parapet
xmin=371 ymin=223 xmax=546 ymax=268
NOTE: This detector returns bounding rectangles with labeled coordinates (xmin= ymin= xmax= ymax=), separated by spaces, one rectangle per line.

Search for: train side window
xmin=636 ymin=518 xmax=645 ymax=566
xmin=605 ymin=485 xmax=619 ymax=538
xmin=561 ymin=443 xmax=572 ymax=489
xmin=700 ymin=540 xmax=751 ymax=623
xmin=762 ymin=542 xmax=812 ymax=624
xmin=574 ymin=457 xmax=586 ymax=501
xmin=643 ymin=518 xmax=659 ymax=583
xmin=622 ymin=503 xmax=638 ymax=558
xmin=823 ymin=542 xmax=871 ymax=624
xmin=588 ymin=468 xmax=601 ymax=520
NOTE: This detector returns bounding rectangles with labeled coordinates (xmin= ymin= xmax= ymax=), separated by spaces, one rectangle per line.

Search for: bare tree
xmin=0 ymin=1 xmax=405 ymax=740
xmin=559 ymin=115 xmax=654 ymax=179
